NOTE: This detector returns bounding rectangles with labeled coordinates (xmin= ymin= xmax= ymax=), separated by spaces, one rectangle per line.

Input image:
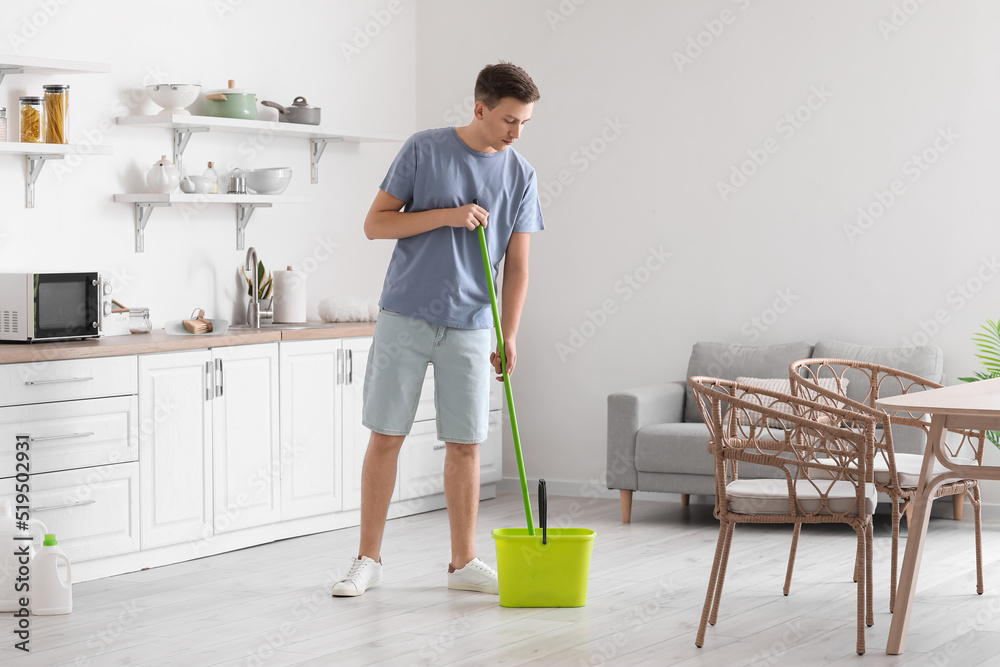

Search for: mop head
xmin=319 ymin=296 xmax=379 ymax=322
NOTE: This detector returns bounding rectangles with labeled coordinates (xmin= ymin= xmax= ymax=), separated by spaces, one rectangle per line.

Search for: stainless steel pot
xmin=260 ymin=96 xmax=321 ymax=125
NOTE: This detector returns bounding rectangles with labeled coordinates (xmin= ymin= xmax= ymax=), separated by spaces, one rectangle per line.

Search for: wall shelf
xmin=113 ymin=193 xmax=311 ymax=253
xmin=0 ymin=54 xmax=109 ymax=86
xmin=0 ymin=55 xmax=112 ymax=207
xmin=116 ymin=115 xmax=406 ymax=182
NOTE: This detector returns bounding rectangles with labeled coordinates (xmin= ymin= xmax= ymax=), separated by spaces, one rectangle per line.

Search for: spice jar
xmin=0 ymin=108 xmax=6 ymax=142
xmin=43 ymin=84 xmax=69 ymax=144
xmin=19 ymin=97 xmax=44 ymax=143
xmin=128 ymin=307 xmax=152 ymax=334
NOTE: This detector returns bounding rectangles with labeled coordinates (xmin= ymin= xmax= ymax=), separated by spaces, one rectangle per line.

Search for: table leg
xmin=886 ymin=414 xmax=948 ymax=654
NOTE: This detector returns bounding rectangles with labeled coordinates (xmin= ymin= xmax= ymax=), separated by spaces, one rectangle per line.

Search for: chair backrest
xmin=789 ymin=358 xmax=986 ymax=464
xmin=688 ymin=376 xmax=876 ymax=518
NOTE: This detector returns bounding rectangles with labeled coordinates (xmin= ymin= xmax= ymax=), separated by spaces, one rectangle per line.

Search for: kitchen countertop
xmin=0 ymin=322 xmax=377 ymax=364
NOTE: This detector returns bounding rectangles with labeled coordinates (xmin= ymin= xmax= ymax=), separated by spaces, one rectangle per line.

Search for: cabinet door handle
xmin=215 ymin=358 xmax=224 ymax=397
xmin=33 ymin=499 xmax=97 ymax=512
xmin=433 ymin=444 xmax=447 ymax=451
xmin=24 ymin=376 xmax=94 ymax=386
xmin=32 ymin=431 xmax=95 ymax=442
xmin=348 ymin=349 xmax=354 ymax=385
xmin=336 ymin=348 xmax=344 ymax=385
xmin=205 ymin=361 xmax=213 ymax=401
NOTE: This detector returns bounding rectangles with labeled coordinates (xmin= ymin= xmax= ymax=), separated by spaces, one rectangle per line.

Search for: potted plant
xmin=241 ymin=259 xmax=273 ymax=325
xmin=958 ymin=318 xmax=1000 ymax=449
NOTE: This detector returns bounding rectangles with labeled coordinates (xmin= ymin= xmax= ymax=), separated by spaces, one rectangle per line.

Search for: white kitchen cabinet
xmin=211 ymin=344 xmax=280 ymax=532
xmin=138 ymin=350 xmax=214 ymax=549
xmin=279 ymin=339 xmax=343 ymax=520
xmin=0 ymin=462 xmax=140 ymax=562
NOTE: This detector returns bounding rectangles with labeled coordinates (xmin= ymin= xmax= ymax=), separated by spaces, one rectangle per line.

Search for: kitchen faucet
xmin=245 ymin=246 xmax=273 ymax=328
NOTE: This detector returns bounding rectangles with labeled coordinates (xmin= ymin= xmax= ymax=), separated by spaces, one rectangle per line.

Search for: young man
xmin=332 ymin=63 xmax=543 ymax=597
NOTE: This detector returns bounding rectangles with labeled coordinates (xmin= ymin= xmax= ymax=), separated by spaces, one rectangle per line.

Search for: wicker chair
xmin=788 ymin=358 xmax=985 ymax=613
xmin=688 ymin=377 xmax=877 ymax=656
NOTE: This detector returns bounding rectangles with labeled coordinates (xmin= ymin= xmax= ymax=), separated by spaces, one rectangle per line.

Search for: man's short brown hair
xmin=474 ymin=62 xmax=540 ymax=109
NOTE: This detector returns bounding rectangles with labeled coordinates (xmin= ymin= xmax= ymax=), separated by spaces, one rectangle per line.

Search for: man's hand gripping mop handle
xmin=475 ymin=200 xmax=535 ymax=534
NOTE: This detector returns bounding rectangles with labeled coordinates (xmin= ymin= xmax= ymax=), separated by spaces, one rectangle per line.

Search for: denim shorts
xmin=362 ymin=309 xmax=492 ymax=444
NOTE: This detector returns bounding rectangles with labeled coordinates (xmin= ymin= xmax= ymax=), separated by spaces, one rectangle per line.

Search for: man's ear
xmin=473 ymin=100 xmax=487 ymax=120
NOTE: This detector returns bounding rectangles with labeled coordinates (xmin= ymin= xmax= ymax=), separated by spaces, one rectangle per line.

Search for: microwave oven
xmin=0 ymin=272 xmax=114 ymax=342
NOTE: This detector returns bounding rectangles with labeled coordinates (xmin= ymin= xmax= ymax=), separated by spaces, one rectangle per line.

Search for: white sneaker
xmin=332 ymin=556 xmax=383 ymax=597
xmin=448 ymin=557 xmax=499 ymax=594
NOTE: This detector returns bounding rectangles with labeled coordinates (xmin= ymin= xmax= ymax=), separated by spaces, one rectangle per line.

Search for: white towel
xmin=318 ymin=296 xmax=379 ymax=323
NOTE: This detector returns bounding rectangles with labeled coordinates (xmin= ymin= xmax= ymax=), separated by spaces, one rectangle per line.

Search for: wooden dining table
xmin=875 ymin=377 xmax=1000 ymax=654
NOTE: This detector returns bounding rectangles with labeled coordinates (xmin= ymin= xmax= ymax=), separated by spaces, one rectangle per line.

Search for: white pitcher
xmin=0 ymin=498 xmax=47 ymax=612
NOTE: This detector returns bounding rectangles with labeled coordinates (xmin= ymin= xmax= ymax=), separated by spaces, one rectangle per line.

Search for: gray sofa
xmin=607 ymin=340 xmax=945 ymax=522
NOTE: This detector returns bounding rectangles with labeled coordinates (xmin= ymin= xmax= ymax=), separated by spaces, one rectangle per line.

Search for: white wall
xmin=0 ymin=0 xmax=415 ymax=325
xmin=415 ymin=1 xmax=1000 ymax=502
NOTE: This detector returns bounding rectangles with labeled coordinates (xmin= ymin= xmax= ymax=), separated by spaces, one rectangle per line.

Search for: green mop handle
xmin=475 ymin=207 xmax=535 ymax=535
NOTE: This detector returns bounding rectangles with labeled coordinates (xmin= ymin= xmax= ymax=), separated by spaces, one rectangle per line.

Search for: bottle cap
xmin=208 ymin=161 xmax=214 ymax=168
xmin=43 ymin=534 xmax=57 ymax=546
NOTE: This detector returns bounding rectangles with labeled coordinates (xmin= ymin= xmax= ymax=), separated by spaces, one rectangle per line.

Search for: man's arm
xmin=364 ymin=190 xmax=489 ymax=240
xmin=491 ymin=232 xmax=531 ymax=378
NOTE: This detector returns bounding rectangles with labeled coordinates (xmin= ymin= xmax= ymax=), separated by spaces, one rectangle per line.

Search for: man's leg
xmin=358 ymin=432 xmax=406 ymax=562
xmin=444 ymin=441 xmax=481 ymax=568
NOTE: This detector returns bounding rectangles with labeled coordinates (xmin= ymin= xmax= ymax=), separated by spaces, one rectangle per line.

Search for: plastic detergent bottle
xmin=0 ymin=498 xmax=47 ymax=612
xmin=31 ymin=534 xmax=72 ymax=615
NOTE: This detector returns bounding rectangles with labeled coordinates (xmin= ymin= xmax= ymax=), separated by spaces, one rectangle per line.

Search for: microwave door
xmin=33 ymin=272 xmax=99 ymax=340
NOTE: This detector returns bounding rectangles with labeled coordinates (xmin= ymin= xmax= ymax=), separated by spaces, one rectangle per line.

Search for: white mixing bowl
xmin=246 ymin=168 xmax=293 ymax=195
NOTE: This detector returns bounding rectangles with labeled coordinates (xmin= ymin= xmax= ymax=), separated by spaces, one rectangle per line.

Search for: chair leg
xmin=696 ymin=522 xmax=730 ymax=648
xmin=890 ymin=498 xmax=901 ymax=613
xmin=866 ymin=521 xmax=874 ymax=628
xmin=709 ymin=522 xmax=734 ymax=627
xmin=783 ymin=523 xmax=801 ymax=596
xmin=953 ymin=493 xmax=965 ymax=521
xmin=972 ymin=487 xmax=984 ymax=595
xmin=620 ymin=490 xmax=633 ymax=524
xmin=905 ymin=501 xmax=913 ymax=527
xmin=681 ymin=493 xmax=690 ymax=507
xmin=855 ymin=526 xmax=866 ymax=655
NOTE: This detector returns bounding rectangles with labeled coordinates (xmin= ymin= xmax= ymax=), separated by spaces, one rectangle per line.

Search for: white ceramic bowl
xmin=246 ymin=168 xmax=293 ymax=195
xmin=146 ymin=84 xmax=201 ymax=116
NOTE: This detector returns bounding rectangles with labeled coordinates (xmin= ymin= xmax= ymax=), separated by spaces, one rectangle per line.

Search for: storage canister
xmin=19 ymin=96 xmax=44 ymax=143
xmin=43 ymin=84 xmax=69 ymax=144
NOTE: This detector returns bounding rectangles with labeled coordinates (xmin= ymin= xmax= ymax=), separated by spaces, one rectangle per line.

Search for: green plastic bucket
xmin=492 ymin=527 xmax=596 ymax=607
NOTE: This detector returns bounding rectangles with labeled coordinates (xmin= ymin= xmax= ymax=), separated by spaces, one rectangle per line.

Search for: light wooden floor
xmin=3 ymin=491 xmax=1000 ymax=666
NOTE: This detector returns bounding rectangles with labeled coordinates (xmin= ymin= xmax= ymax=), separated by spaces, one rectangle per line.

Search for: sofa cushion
xmin=735 ymin=376 xmax=847 ymax=427
xmin=809 ymin=340 xmax=944 ymax=406
xmin=726 ymin=479 xmax=877 ymax=516
xmin=634 ymin=422 xmax=785 ymax=480
xmin=684 ymin=341 xmax=814 ymax=423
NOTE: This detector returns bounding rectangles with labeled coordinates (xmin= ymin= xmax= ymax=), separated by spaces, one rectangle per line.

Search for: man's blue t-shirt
xmin=377 ymin=127 xmax=544 ymax=329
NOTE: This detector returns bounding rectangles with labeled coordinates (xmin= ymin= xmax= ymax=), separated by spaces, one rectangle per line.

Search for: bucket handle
xmin=539 ymin=479 xmax=547 ymax=545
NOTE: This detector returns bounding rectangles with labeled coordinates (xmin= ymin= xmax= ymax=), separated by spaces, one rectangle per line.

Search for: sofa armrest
xmin=607 ymin=381 xmax=687 ymax=490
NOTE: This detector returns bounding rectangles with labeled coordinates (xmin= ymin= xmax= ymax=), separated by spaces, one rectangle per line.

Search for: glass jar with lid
xmin=128 ymin=307 xmax=152 ymax=334
xmin=43 ymin=84 xmax=69 ymax=144
xmin=19 ymin=97 xmax=44 ymax=143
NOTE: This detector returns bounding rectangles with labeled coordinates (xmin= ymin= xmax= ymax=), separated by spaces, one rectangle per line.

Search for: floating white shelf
xmin=0 ymin=142 xmax=113 ymax=156
xmin=0 ymin=55 xmax=112 ymax=208
xmin=113 ymin=193 xmax=311 ymax=253
xmin=0 ymin=54 xmax=109 ymax=85
xmin=116 ymin=114 xmax=406 ymax=183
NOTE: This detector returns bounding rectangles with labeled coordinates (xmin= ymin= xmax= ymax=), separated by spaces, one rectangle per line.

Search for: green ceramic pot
xmin=205 ymin=80 xmax=257 ymax=120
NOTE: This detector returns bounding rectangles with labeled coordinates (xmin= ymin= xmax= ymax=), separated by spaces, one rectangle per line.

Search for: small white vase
xmin=146 ymin=155 xmax=180 ymax=194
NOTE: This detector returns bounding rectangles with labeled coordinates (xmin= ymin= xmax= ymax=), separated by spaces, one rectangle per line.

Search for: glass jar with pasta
xmin=19 ymin=97 xmax=44 ymax=143
xmin=43 ymin=84 xmax=69 ymax=144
